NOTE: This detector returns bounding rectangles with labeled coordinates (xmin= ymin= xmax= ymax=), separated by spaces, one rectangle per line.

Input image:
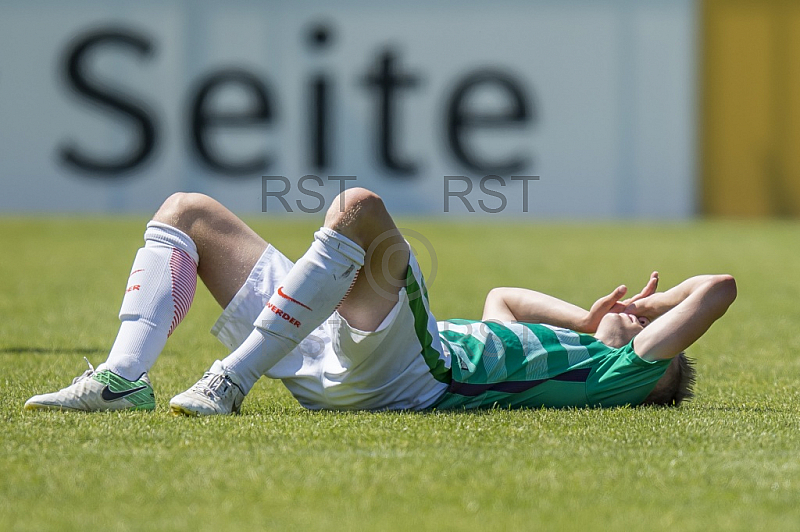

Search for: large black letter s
xmin=59 ymin=28 xmax=157 ymax=176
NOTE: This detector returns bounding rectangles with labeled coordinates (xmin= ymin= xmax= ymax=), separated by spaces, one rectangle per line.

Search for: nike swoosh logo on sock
xmin=277 ymin=286 xmax=313 ymax=311
xmin=101 ymin=385 xmax=147 ymax=402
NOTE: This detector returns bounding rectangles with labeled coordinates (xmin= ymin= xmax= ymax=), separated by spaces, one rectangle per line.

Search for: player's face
xmin=596 ymin=313 xmax=647 ymax=348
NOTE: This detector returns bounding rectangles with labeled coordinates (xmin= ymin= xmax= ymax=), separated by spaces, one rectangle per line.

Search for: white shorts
xmin=211 ymin=244 xmax=450 ymax=411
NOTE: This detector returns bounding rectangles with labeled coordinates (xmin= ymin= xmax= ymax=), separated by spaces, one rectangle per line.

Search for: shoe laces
xmin=71 ymin=357 xmax=96 ymax=385
xmin=192 ymin=371 xmax=239 ymax=401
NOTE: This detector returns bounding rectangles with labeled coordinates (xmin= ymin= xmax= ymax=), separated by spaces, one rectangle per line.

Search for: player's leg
xmin=151 ymin=192 xmax=268 ymax=308
xmin=171 ymin=188 xmax=405 ymax=416
xmin=105 ymin=192 xmax=270 ymax=380
xmin=24 ymin=193 xmax=267 ymax=412
xmin=326 ymin=189 xmax=409 ymax=332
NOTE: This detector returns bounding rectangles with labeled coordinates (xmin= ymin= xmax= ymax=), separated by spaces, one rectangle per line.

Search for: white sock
xmin=103 ymin=221 xmax=199 ymax=381
xmin=221 ymin=227 xmax=364 ymax=393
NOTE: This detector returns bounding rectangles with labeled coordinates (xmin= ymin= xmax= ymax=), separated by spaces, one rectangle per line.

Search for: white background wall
xmin=0 ymin=0 xmax=697 ymax=217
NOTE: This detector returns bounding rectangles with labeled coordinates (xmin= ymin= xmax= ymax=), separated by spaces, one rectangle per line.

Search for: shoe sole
xmin=24 ymin=403 xmax=83 ymax=412
xmin=170 ymin=404 xmax=201 ymax=417
xmin=169 ymin=403 xmax=241 ymax=416
xmin=24 ymin=402 xmax=155 ymax=412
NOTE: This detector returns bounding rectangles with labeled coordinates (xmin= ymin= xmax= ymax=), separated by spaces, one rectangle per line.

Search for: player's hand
xmin=582 ymin=285 xmax=628 ymax=333
xmin=621 ymin=271 xmax=660 ymax=321
xmin=581 ymin=272 xmax=658 ymax=333
xmin=620 ymin=271 xmax=659 ymax=307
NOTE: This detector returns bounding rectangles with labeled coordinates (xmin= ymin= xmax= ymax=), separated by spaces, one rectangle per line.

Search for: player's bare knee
xmin=324 ymin=188 xmax=388 ymax=245
xmin=153 ymin=192 xmax=218 ymax=235
xmin=326 ymin=187 xmax=384 ymax=222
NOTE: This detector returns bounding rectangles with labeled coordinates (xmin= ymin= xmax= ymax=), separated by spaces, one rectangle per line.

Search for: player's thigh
xmin=196 ymin=223 xmax=268 ymax=309
xmin=153 ymin=192 xmax=268 ymax=308
xmin=336 ymin=225 xmax=409 ymax=332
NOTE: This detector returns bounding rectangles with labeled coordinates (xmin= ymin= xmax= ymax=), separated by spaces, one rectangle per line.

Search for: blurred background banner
xmin=0 ymin=0 xmax=697 ymax=216
xmin=703 ymin=0 xmax=800 ymax=217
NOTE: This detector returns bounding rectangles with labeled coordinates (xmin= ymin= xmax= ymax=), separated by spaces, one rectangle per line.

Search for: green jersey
xmin=433 ymin=319 xmax=670 ymax=410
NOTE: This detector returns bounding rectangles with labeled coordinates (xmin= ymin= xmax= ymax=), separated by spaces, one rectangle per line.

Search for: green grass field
xmin=2 ymin=217 xmax=799 ymax=531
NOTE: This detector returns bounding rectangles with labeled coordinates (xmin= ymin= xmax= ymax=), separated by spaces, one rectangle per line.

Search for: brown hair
xmin=641 ymin=353 xmax=696 ymax=406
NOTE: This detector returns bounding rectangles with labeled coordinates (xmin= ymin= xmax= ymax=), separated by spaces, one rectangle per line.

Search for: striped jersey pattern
xmin=405 ymin=258 xmax=451 ymax=384
xmin=167 ymin=248 xmax=197 ymax=337
xmin=437 ymin=319 xmax=611 ymax=394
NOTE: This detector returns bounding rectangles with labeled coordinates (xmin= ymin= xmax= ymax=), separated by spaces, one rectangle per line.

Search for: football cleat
xmin=24 ymin=359 xmax=155 ymax=412
xmin=169 ymin=360 xmax=245 ymax=416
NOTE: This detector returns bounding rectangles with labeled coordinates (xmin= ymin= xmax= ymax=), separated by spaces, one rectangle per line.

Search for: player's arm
xmin=632 ymin=274 xmax=737 ymax=361
xmin=482 ymin=287 xmax=597 ymax=331
xmin=482 ymin=272 xmax=658 ymax=333
xmin=624 ymin=274 xmax=730 ymax=320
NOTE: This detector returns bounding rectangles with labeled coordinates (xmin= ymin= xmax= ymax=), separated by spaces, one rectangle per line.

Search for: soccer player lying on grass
xmin=25 ymin=188 xmax=737 ymax=414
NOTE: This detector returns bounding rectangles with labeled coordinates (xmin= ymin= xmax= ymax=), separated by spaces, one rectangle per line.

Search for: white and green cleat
xmin=169 ymin=360 xmax=245 ymax=416
xmin=24 ymin=359 xmax=155 ymax=412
